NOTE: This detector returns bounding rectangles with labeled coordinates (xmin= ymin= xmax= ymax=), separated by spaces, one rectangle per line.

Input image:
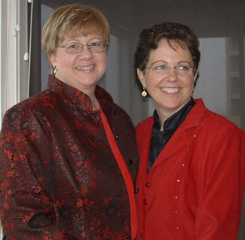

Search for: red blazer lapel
xmin=136 ymin=117 xmax=154 ymax=177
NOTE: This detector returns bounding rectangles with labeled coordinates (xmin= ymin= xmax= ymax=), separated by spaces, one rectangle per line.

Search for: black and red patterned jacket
xmin=0 ymin=76 xmax=138 ymax=240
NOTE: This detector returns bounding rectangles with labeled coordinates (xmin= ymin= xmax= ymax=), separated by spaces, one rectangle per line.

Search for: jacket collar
xmin=153 ymin=97 xmax=196 ymax=132
xmin=183 ymin=98 xmax=208 ymax=130
xmin=156 ymin=98 xmax=208 ymax=166
xmin=137 ymin=98 xmax=208 ymax=173
xmin=47 ymin=75 xmax=114 ymax=118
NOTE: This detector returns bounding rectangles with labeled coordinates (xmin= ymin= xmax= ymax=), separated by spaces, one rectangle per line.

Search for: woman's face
xmin=137 ymin=40 xmax=196 ymax=118
xmin=49 ymin=34 xmax=107 ymax=95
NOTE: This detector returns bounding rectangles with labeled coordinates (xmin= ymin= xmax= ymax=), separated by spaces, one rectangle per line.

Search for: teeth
xmin=161 ymin=88 xmax=179 ymax=94
xmin=76 ymin=65 xmax=94 ymax=70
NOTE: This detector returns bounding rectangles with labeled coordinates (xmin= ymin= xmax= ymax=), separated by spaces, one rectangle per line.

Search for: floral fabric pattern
xmin=0 ymin=76 xmax=138 ymax=240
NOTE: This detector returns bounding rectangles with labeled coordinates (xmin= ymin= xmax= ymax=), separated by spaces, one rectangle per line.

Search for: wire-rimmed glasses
xmin=58 ymin=41 xmax=107 ymax=54
xmin=146 ymin=61 xmax=196 ymax=76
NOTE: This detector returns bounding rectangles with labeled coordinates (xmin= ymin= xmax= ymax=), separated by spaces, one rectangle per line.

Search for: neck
xmin=91 ymin=95 xmax=99 ymax=111
xmin=159 ymin=115 xmax=169 ymax=131
xmin=155 ymin=109 xmax=173 ymax=130
xmin=156 ymin=98 xmax=192 ymax=130
xmin=82 ymin=86 xmax=99 ymax=111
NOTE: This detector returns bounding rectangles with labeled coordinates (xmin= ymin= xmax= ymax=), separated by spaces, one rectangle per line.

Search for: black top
xmin=148 ymin=98 xmax=195 ymax=171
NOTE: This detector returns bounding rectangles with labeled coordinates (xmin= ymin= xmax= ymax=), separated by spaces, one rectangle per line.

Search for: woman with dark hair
xmin=0 ymin=4 xmax=138 ymax=239
xmin=134 ymin=22 xmax=245 ymax=239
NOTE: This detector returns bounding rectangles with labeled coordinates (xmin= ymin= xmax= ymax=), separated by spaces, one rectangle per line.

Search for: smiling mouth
xmin=76 ymin=65 xmax=94 ymax=71
xmin=161 ymin=87 xmax=180 ymax=94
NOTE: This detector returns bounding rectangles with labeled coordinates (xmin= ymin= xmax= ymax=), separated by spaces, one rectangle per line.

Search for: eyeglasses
xmin=58 ymin=41 xmax=107 ymax=54
xmin=146 ymin=61 xmax=195 ymax=76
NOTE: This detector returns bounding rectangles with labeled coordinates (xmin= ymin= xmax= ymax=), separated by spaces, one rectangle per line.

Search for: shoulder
xmin=2 ymin=89 xmax=58 ymax=127
xmin=5 ymin=89 xmax=57 ymax=110
xmin=191 ymin=99 xmax=244 ymax=138
xmin=136 ymin=116 xmax=154 ymax=131
xmin=113 ymin=103 xmax=130 ymax=118
xmin=112 ymin=103 xmax=135 ymax=128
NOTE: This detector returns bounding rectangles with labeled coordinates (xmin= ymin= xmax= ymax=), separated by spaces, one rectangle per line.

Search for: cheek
xmin=97 ymin=59 xmax=106 ymax=73
xmin=100 ymin=55 xmax=107 ymax=67
xmin=102 ymin=57 xmax=107 ymax=69
xmin=185 ymin=77 xmax=195 ymax=88
xmin=56 ymin=53 xmax=77 ymax=67
xmin=144 ymin=73 xmax=156 ymax=87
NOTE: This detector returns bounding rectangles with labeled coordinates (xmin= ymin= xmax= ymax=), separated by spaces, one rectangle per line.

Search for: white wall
xmin=0 ymin=0 xmax=31 ymax=237
xmin=193 ymin=38 xmax=227 ymax=115
xmin=41 ymin=4 xmax=53 ymax=90
xmin=0 ymin=0 xmax=30 ymax=126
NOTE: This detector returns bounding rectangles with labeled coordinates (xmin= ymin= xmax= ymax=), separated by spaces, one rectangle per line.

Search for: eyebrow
xmin=65 ymin=37 xmax=102 ymax=42
xmin=151 ymin=60 xmax=193 ymax=65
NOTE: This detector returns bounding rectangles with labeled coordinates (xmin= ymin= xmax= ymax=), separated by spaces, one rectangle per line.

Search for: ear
xmin=137 ymin=68 xmax=146 ymax=88
xmin=49 ymin=54 xmax=57 ymax=67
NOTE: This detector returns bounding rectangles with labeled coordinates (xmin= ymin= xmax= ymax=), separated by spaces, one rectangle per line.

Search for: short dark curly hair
xmin=134 ymin=22 xmax=201 ymax=86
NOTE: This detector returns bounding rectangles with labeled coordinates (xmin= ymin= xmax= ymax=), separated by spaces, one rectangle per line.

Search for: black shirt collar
xmin=153 ymin=97 xmax=196 ymax=132
xmin=148 ymin=98 xmax=195 ymax=171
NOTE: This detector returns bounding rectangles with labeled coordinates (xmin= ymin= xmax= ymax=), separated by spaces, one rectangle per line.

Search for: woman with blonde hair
xmin=0 ymin=4 xmax=138 ymax=239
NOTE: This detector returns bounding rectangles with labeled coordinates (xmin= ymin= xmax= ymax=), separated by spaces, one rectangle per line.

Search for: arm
xmin=195 ymin=124 xmax=245 ymax=240
xmin=0 ymin=107 xmax=72 ymax=239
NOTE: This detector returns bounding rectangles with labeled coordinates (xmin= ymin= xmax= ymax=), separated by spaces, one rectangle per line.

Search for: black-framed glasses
xmin=146 ymin=61 xmax=195 ymax=76
xmin=58 ymin=41 xmax=107 ymax=54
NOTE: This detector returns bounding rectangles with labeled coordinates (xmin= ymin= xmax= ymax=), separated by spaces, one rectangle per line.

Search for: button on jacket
xmin=136 ymin=99 xmax=245 ymax=240
xmin=0 ymin=76 xmax=138 ymax=239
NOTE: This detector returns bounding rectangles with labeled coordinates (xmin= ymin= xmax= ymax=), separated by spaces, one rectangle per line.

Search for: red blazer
xmin=136 ymin=99 xmax=245 ymax=240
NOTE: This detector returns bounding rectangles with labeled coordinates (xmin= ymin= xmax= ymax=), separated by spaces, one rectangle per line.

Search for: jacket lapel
xmin=152 ymin=124 xmax=190 ymax=170
xmin=136 ymin=117 xmax=154 ymax=176
xmin=150 ymin=99 xmax=204 ymax=171
xmin=137 ymin=99 xmax=206 ymax=174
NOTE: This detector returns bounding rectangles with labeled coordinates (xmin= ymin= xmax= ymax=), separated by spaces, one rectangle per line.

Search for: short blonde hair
xmin=42 ymin=4 xmax=110 ymax=57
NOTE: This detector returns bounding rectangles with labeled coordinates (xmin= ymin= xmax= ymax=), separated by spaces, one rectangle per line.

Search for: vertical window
xmin=100 ymin=35 xmax=119 ymax=104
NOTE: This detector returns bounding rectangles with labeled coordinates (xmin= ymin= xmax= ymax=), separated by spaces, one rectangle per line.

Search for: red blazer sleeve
xmin=195 ymin=125 xmax=245 ymax=240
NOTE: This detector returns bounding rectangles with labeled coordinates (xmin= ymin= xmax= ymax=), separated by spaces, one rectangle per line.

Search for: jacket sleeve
xmin=0 ymin=107 xmax=74 ymax=240
xmin=195 ymin=123 xmax=245 ymax=240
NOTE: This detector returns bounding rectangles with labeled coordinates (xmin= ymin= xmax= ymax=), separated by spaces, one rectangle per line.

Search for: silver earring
xmin=142 ymin=87 xmax=147 ymax=97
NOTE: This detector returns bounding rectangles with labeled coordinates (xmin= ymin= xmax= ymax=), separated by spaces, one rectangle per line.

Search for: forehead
xmin=58 ymin=24 xmax=105 ymax=43
xmin=67 ymin=28 xmax=103 ymax=38
xmin=62 ymin=34 xmax=103 ymax=43
xmin=148 ymin=39 xmax=192 ymax=63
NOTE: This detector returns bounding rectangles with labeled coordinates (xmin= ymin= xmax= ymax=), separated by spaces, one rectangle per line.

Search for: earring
xmin=53 ymin=66 xmax=57 ymax=76
xmin=142 ymin=87 xmax=147 ymax=97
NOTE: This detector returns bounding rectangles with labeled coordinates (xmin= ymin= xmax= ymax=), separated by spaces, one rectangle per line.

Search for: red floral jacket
xmin=0 ymin=76 xmax=138 ymax=240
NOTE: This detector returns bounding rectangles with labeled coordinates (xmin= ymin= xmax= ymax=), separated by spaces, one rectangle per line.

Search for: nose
xmin=78 ymin=45 xmax=93 ymax=59
xmin=166 ymin=66 xmax=177 ymax=82
xmin=158 ymin=66 xmax=178 ymax=81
